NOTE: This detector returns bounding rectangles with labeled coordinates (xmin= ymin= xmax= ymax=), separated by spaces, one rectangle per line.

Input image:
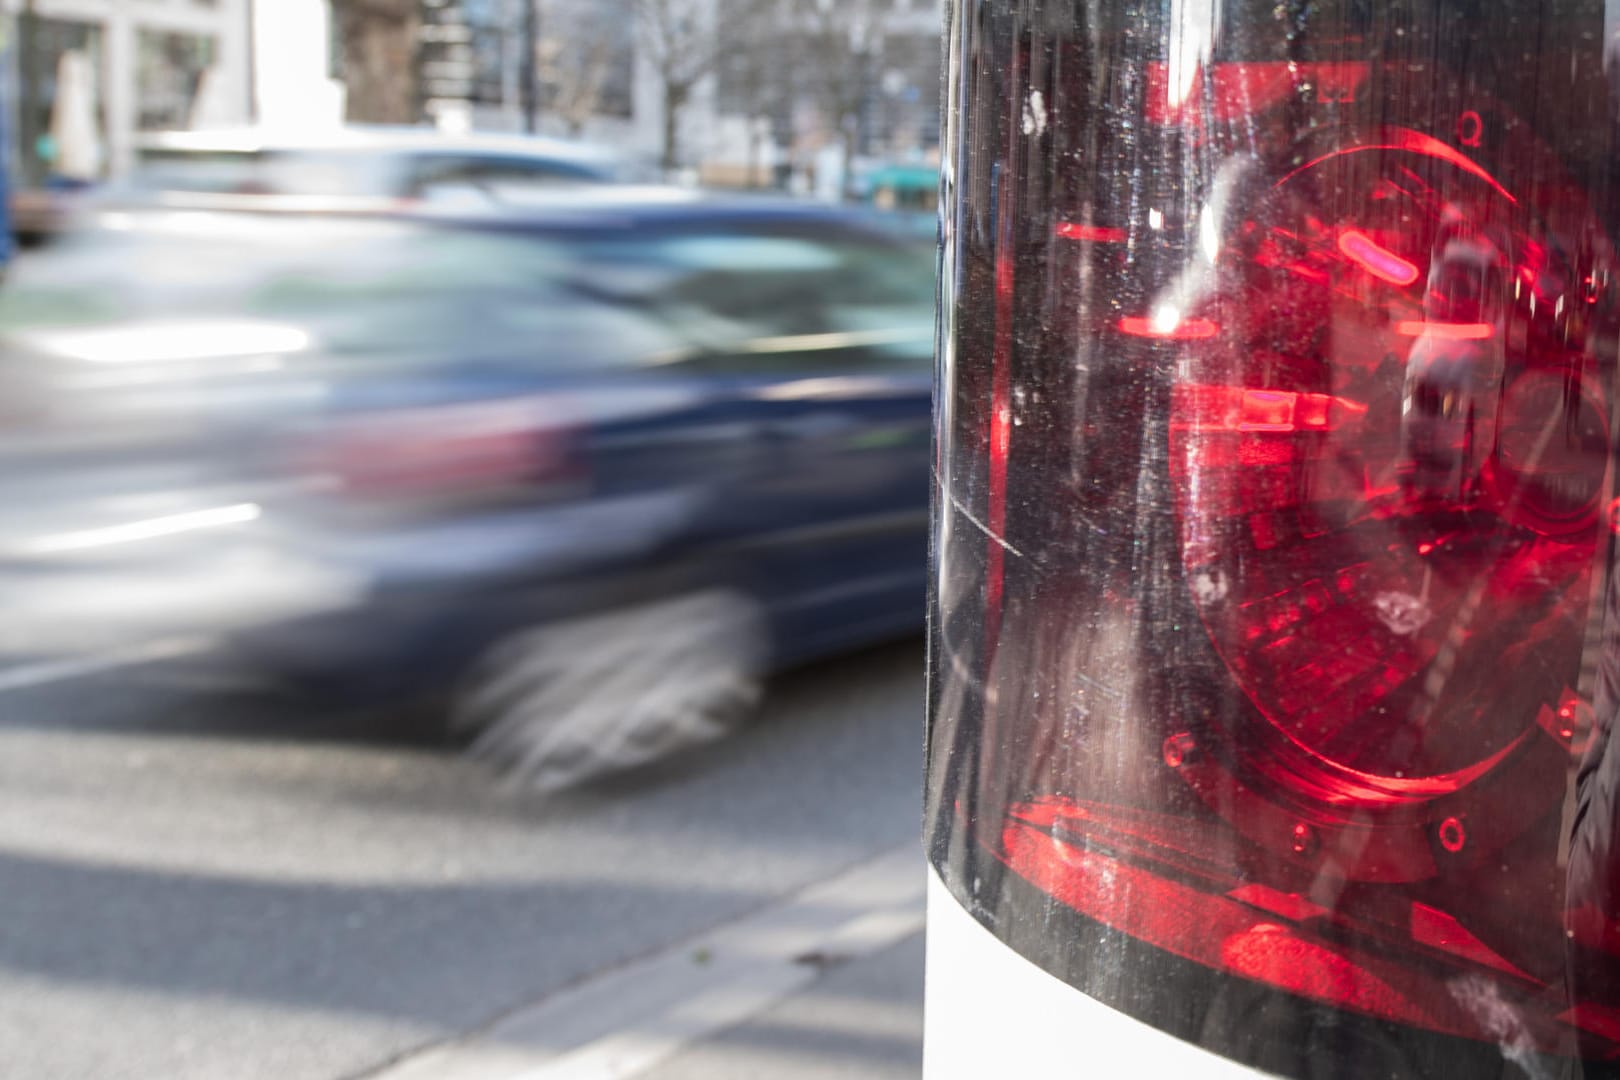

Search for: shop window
xmin=136 ymin=29 xmax=218 ymax=131
xmin=16 ymin=17 xmax=107 ymax=186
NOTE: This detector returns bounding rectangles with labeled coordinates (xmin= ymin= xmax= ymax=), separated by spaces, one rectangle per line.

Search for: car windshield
xmin=574 ymin=230 xmax=937 ymax=365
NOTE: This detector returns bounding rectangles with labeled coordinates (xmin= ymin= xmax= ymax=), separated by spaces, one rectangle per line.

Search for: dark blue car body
xmin=0 ymin=194 xmax=934 ymax=698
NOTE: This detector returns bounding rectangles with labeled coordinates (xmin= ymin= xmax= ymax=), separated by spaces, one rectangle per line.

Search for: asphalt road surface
xmin=0 ymin=638 xmax=926 ymax=1080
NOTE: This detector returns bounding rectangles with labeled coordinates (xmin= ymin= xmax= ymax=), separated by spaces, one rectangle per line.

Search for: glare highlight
xmin=20 ymin=504 xmax=263 ymax=555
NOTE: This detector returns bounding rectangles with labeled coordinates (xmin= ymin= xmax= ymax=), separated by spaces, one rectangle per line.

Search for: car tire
xmin=451 ymin=588 xmax=769 ymax=792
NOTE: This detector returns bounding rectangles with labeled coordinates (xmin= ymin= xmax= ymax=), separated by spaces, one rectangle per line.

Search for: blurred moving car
xmin=0 ymin=192 xmax=933 ymax=784
xmin=13 ymin=126 xmax=630 ymax=245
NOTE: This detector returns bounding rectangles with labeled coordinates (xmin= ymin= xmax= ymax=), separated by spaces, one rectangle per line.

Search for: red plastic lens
xmin=1171 ymin=126 xmax=1603 ymax=798
xmin=930 ymin=9 xmax=1620 ymax=1072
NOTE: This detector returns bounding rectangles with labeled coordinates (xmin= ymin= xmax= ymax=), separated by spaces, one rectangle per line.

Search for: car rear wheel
xmin=451 ymin=588 xmax=769 ymax=792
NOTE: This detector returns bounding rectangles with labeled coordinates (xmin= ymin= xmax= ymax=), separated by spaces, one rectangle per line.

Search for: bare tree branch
xmin=540 ymin=0 xmax=626 ymax=136
xmin=786 ymin=0 xmax=885 ymax=196
xmin=634 ymin=0 xmax=778 ymax=170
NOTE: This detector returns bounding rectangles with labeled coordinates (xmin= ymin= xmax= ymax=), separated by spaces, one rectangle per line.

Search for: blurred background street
xmin=0 ymin=0 xmax=941 ymax=1076
xmin=0 ymin=641 xmax=925 ymax=1079
xmin=8 ymin=0 xmax=940 ymax=213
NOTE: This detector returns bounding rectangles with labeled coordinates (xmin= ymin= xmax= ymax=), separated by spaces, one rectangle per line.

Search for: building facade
xmin=700 ymin=0 xmax=943 ymax=192
xmin=0 ymin=0 xmax=937 ymax=195
xmin=3 ymin=0 xmax=253 ymax=184
xmin=421 ymin=0 xmax=940 ymax=190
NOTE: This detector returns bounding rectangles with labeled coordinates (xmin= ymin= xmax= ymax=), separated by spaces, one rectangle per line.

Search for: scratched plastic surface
xmin=925 ymin=1 xmax=1620 ymax=1075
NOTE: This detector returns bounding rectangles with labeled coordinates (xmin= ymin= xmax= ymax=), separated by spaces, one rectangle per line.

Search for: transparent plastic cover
xmin=926 ymin=1 xmax=1620 ymax=1074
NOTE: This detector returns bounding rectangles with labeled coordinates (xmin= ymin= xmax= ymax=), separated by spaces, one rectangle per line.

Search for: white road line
xmin=369 ymin=844 xmax=926 ymax=1080
xmin=0 ymin=637 xmax=211 ymax=693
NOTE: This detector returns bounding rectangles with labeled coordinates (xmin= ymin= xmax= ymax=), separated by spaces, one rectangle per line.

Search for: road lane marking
xmin=367 ymin=844 xmax=926 ymax=1080
xmin=0 ymin=637 xmax=211 ymax=693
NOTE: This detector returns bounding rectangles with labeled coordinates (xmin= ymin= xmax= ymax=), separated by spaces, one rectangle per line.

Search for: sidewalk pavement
xmin=370 ymin=846 xmax=926 ymax=1080
xmin=640 ymin=930 xmax=924 ymax=1080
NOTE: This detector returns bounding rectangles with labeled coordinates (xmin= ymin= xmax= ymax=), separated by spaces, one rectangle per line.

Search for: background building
xmin=414 ymin=0 xmax=940 ymax=192
xmin=3 ymin=0 xmax=253 ymax=184
xmin=1 ymin=0 xmax=938 ymax=197
xmin=708 ymin=0 xmax=941 ymax=193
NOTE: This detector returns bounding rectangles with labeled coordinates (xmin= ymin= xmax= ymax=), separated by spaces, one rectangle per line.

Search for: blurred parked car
xmin=0 ymin=192 xmax=934 ymax=785
xmin=12 ymin=126 xmax=631 ymax=245
xmin=10 ymin=175 xmax=95 ymax=247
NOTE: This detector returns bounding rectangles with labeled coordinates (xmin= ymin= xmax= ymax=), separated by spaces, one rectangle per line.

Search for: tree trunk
xmin=334 ymin=0 xmax=420 ymax=125
xmin=841 ymin=123 xmax=859 ymax=202
xmin=745 ymin=117 xmax=760 ymax=189
xmin=661 ymin=84 xmax=686 ymax=175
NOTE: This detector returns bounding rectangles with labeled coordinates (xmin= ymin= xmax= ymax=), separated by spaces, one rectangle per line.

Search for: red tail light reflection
xmin=1055 ymin=222 xmax=1128 ymax=243
xmin=1395 ymin=320 xmax=1496 ymax=340
xmin=1277 ymin=127 xmax=1519 ymax=204
xmin=1118 ymin=314 xmax=1219 ymax=339
xmin=995 ymin=797 xmax=1548 ymax=1039
xmin=1173 ymin=385 xmax=1369 ymax=433
xmin=1338 ymin=229 xmax=1421 ymax=286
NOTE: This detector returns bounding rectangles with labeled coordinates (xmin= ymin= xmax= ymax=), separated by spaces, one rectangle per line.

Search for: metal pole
xmin=520 ymin=0 xmax=538 ymax=133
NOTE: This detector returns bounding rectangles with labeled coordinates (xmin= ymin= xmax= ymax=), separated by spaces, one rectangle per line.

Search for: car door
xmin=629 ymin=221 xmax=936 ymax=654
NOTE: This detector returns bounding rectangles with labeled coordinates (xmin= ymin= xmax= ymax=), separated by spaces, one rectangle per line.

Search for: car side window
xmin=407 ymin=155 xmax=603 ymax=199
xmin=624 ymin=229 xmax=936 ymax=373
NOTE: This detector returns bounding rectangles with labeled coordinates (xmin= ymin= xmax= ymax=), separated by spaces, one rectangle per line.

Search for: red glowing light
xmin=1437 ymin=817 xmax=1467 ymax=854
xmin=1162 ymin=733 xmax=1197 ymax=768
xmin=1409 ymin=903 xmax=1530 ymax=979
xmin=996 ymin=801 xmax=1507 ymax=1038
xmin=1172 ymin=385 xmax=1368 ymax=433
xmin=1277 ymin=127 xmax=1517 ymax=205
xmin=986 ymin=285 xmax=1011 ymax=629
xmin=1417 ymin=542 xmax=1435 ymax=555
xmin=1242 ymin=390 xmax=1300 ymax=431
xmin=1337 ymin=229 xmax=1420 ymax=286
xmin=1456 ymin=110 xmax=1483 ymax=148
xmin=1055 ymin=222 xmax=1128 ymax=243
xmin=1284 ymin=261 xmax=1330 ymax=283
xmin=1119 ymin=315 xmax=1219 ymax=340
xmin=1394 ymin=320 xmax=1494 ymax=340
